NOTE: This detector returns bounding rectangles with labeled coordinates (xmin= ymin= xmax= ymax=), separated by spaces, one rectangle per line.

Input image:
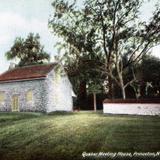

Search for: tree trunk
xmin=121 ymin=87 xmax=126 ymax=99
xmin=104 ymin=76 xmax=113 ymax=99
xmin=93 ymin=93 xmax=96 ymax=112
xmin=108 ymin=77 xmax=113 ymax=99
xmin=77 ymin=81 xmax=87 ymax=109
xmin=118 ymin=72 xmax=126 ymax=99
xmin=119 ymin=75 xmax=126 ymax=99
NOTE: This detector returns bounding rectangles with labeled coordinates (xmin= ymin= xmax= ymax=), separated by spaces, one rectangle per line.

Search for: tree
xmin=49 ymin=0 xmax=160 ymax=99
xmin=54 ymin=42 xmax=105 ymax=109
xmin=6 ymin=33 xmax=50 ymax=66
xmin=49 ymin=1 xmax=105 ymax=108
xmin=141 ymin=54 xmax=160 ymax=98
xmin=84 ymin=0 xmax=160 ymax=99
xmin=87 ymin=80 xmax=103 ymax=111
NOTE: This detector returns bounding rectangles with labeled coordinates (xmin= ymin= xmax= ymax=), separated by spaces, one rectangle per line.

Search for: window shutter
xmin=0 ymin=92 xmax=5 ymax=103
xmin=26 ymin=91 xmax=33 ymax=102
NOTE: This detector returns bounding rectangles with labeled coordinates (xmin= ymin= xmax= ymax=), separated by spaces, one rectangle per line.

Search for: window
xmin=0 ymin=92 xmax=5 ymax=104
xmin=26 ymin=90 xmax=33 ymax=102
xmin=55 ymin=68 xmax=61 ymax=83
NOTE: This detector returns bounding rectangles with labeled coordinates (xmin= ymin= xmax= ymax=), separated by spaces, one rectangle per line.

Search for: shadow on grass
xmin=47 ymin=111 xmax=74 ymax=116
xmin=0 ymin=112 xmax=43 ymax=127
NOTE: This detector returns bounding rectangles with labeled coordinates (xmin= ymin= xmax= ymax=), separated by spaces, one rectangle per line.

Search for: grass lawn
xmin=0 ymin=111 xmax=160 ymax=160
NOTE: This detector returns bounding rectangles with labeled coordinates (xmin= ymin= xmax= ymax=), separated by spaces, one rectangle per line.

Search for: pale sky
xmin=0 ymin=0 xmax=159 ymax=74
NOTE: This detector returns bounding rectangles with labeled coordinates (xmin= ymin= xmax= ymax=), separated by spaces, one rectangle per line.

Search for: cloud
xmin=0 ymin=12 xmax=49 ymax=43
xmin=0 ymin=7 xmax=159 ymax=74
xmin=0 ymin=11 xmax=56 ymax=73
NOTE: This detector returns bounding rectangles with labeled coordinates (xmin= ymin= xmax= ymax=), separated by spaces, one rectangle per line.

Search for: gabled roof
xmin=0 ymin=63 xmax=57 ymax=83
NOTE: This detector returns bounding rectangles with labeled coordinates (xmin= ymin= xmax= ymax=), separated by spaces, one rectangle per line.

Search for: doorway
xmin=12 ymin=95 xmax=19 ymax=112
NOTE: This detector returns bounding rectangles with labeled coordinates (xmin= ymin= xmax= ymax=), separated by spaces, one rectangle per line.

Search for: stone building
xmin=0 ymin=63 xmax=73 ymax=112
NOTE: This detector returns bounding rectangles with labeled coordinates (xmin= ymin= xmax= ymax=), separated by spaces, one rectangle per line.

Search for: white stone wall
xmin=103 ymin=103 xmax=160 ymax=115
xmin=0 ymin=79 xmax=48 ymax=112
xmin=46 ymin=69 xmax=73 ymax=112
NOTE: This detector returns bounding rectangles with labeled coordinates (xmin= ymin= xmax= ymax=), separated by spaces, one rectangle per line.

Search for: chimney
xmin=8 ymin=62 xmax=16 ymax=70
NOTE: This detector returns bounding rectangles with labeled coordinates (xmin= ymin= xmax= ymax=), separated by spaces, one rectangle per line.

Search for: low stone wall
xmin=103 ymin=99 xmax=160 ymax=115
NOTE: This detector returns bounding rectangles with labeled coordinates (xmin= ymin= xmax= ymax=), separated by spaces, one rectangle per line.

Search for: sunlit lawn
xmin=0 ymin=111 xmax=160 ymax=160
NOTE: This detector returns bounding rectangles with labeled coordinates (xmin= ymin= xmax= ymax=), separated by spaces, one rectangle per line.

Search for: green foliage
xmin=49 ymin=0 xmax=105 ymax=95
xmin=6 ymin=33 xmax=50 ymax=66
xmin=49 ymin=0 xmax=160 ymax=99
xmin=141 ymin=55 xmax=160 ymax=97
xmin=141 ymin=55 xmax=160 ymax=83
xmin=87 ymin=79 xmax=104 ymax=94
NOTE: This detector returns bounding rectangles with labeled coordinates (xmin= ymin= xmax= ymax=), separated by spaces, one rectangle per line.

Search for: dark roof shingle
xmin=0 ymin=63 xmax=57 ymax=83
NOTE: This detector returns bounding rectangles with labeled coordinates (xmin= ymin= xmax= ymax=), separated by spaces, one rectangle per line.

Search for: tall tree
xmin=84 ymin=0 xmax=160 ymax=99
xmin=49 ymin=0 xmax=160 ymax=99
xmin=49 ymin=1 xmax=105 ymax=108
xmin=6 ymin=33 xmax=50 ymax=66
xmin=54 ymin=42 xmax=105 ymax=109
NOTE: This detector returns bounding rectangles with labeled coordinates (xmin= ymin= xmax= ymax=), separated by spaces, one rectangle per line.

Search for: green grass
xmin=0 ymin=111 xmax=160 ymax=160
